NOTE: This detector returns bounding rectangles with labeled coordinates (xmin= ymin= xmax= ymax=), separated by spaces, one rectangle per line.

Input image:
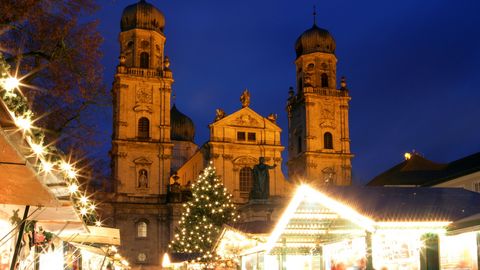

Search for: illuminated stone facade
xmin=175 ymin=104 xmax=291 ymax=203
xmin=287 ymin=24 xmax=353 ymax=185
xmin=102 ymin=1 xmax=352 ymax=269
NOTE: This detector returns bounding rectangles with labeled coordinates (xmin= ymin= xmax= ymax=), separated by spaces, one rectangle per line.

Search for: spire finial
xmin=313 ymin=5 xmax=317 ymax=25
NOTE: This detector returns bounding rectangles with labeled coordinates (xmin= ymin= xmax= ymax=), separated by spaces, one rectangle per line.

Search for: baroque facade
xmin=287 ymin=24 xmax=353 ymax=185
xmin=100 ymin=1 xmax=353 ymax=269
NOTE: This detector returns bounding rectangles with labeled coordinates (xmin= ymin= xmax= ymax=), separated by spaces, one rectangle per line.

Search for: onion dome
xmin=295 ymin=24 xmax=336 ymax=58
xmin=170 ymin=105 xmax=195 ymax=142
xmin=121 ymin=0 xmax=165 ymax=34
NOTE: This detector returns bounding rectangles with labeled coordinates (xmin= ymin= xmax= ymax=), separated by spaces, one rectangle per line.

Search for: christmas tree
xmin=169 ymin=161 xmax=238 ymax=260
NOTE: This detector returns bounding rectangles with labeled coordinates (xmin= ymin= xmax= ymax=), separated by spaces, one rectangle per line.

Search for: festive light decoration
xmin=169 ymin=162 xmax=239 ymax=261
xmin=0 ymin=53 xmax=101 ymax=226
xmin=2 ymin=76 xmax=19 ymax=91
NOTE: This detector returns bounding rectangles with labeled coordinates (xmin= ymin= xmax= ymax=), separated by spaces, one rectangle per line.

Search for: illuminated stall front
xmin=223 ymin=185 xmax=480 ymax=270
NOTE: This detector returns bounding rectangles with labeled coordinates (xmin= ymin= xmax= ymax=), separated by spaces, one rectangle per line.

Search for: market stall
xmin=220 ymin=185 xmax=480 ymax=270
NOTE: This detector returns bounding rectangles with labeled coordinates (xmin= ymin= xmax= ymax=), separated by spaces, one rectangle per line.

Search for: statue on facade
xmin=267 ymin=113 xmax=278 ymax=123
xmin=250 ymin=157 xmax=276 ymax=200
xmin=138 ymin=169 xmax=148 ymax=188
xmin=215 ymin=108 xmax=226 ymax=121
xmin=240 ymin=89 xmax=250 ymax=108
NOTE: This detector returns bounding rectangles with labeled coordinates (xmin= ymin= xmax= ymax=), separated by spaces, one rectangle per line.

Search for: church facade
xmin=100 ymin=1 xmax=353 ymax=269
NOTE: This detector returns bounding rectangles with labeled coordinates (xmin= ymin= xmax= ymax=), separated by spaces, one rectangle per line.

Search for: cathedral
xmin=99 ymin=0 xmax=353 ymax=269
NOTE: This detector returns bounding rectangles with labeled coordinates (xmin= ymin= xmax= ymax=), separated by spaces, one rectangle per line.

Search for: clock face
xmin=138 ymin=252 xmax=146 ymax=262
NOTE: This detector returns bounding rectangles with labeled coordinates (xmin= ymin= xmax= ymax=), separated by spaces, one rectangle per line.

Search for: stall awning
xmin=0 ymin=131 xmax=59 ymax=207
xmin=60 ymin=226 xmax=121 ymax=246
xmin=0 ymin=203 xmax=87 ymax=234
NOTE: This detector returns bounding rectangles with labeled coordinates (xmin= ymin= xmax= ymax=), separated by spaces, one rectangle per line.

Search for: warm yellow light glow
xmin=2 ymin=76 xmax=20 ymax=91
xmin=79 ymin=196 xmax=88 ymax=205
xmin=68 ymin=183 xmax=79 ymax=193
xmin=89 ymin=204 xmax=96 ymax=211
xmin=404 ymin=152 xmax=412 ymax=160
xmin=41 ymin=160 xmax=53 ymax=173
xmin=15 ymin=116 xmax=32 ymax=131
xmin=264 ymin=184 xmax=375 ymax=254
xmin=80 ymin=207 xmax=88 ymax=215
xmin=30 ymin=142 xmax=45 ymax=156
xmin=376 ymin=221 xmax=451 ymax=228
xmin=110 ymin=246 xmax=118 ymax=253
xmin=162 ymin=253 xmax=171 ymax=267
xmin=114 ymin=253 xmax=121 ymax=260
xmin=95 ymin=220 xmax=102 ymax=227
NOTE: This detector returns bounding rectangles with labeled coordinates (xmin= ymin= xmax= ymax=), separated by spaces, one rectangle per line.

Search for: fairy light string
xmin=0 ymin=53 xmax=101 ymax=226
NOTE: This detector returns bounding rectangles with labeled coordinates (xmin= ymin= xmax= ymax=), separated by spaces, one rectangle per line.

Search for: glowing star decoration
xmin=80 ymin=207 xmax=88 ymax=215
xmin=79 ymin=196 xmax=89 ymax=205
xmin=41 ymin=160 xmax=53 ymax=173
xmin=14 ymin=116 xmax=32 ymax=131
xmin=68 ymin=183 xmax=79 ymax=193
xmin=30 ymin=141 xmax=45 ymax=156
xmin=2 ymin=76 xmax=20 ymax=91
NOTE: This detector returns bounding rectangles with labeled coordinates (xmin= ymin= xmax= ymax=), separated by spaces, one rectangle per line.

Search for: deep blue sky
xmin=89 ymin=0 xmax=480 ymax=185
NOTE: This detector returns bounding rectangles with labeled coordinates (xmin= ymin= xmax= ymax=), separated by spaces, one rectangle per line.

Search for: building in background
xmin=101 ymin=0 xmax=353 ymax=269
xmin=368 ymin=152 xmax=480 ymax=191
xmin=286 ymin=22 xmax=353 ymax=185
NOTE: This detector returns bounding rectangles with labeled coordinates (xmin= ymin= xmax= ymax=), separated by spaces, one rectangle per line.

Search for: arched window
xmin=138 ymin=117 xmax=150 ymax=138
xmin=239 ymin=167 xmax=253 ymax=194
xmin=321 ymin=73 xmax=329 ymax=88
xmin=140 ymin=52 xmax=149 ymax=68
xmin=324 ymin=132 xmax=333 ymax=149
xmin=137 ymin=221 xmax=147 ymax=238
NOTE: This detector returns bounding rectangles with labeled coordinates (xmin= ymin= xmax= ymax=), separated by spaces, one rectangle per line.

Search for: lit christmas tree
xmin=169 ymin=161 xmax=238 ymax=260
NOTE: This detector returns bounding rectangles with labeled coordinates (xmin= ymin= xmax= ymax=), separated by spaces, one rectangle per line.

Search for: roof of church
xmin=121 ymin=0 xmax=165 ymax=34
xmin=171 ymin=105 xmax=195 ymax=142
xmin=295 ymin=24 xmax=336 ymax=57
xmin=316 ymin=186 xmax=480 ymax=222
xmin=367 ymin=152 xmax=480 ymax=186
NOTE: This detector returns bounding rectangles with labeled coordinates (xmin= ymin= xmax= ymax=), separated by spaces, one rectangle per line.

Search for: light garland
xmin=0 ymin=53 xmax=102 ymax=226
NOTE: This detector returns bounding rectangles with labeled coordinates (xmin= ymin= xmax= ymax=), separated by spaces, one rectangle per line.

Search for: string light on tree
xmin=169 ymin=162 xmax=239 ymax=261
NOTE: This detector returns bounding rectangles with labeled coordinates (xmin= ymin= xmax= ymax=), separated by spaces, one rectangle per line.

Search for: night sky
xmin=89 ymin=0 xmax=480 ymax=185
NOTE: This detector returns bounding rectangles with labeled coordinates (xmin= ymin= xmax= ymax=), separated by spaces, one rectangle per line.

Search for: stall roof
xmin=60 ymin=226 xmax=121 ymax=246
xmin=317 ymin=186 xmax=480 ymax=222
xmin=0 ymin=129 xmax=59 ymax=206
xmin=0 ymin=203 xmax=87 ymax=234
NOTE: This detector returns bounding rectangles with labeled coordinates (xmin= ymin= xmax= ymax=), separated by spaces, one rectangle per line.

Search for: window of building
xmin=140 ymin=52 xmax=149 ymax=68
xmin=247 ymin=132 xmax=256 ymax=142
xmin=237 ymin=131 xmax=246 ymax=141
xmin=138 ymin=117 xmax=150 ymax=138
xmin=137 ymin=221 xmax=147 ymax=238
xmin=473 ymin=181 xmax=480 ymax=193
xmin=297 ymin=136 xmax=302 ymax=153
xmin=324 ymin=132 xmax=333 ymax=149
xmin=137 ymin=252 xmax=147 ymax=262
xmin=239 ymin=167 xmax=253 ymax=195
xmin=321 ymin=73 xmax=329 ymax=88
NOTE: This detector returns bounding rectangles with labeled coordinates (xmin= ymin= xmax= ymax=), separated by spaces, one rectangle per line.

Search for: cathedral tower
xmin=286 ymin=21 xmax=353 ymax=185
xmin=111 ymin=0 xmax=173 ymax=196
xmin=108 ymin=2 xmax=174 ymax=266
